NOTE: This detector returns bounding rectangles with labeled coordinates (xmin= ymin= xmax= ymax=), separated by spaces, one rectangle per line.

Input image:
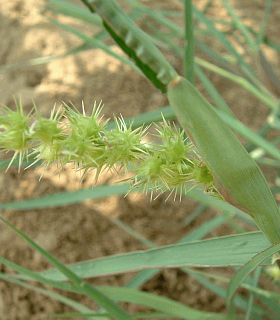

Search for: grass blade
xmin=167 ymin=76 xmax=280 ymax=245
xmin=48 ymin=312 xmax=169 ymax=318
xmin=70 ymin=287 xmax=226 ymax=320
xmin=195 ymin=57 xmax=277 ymax=109
xmin=216 ymin=109 xmax=280 ymax=161
xmin=195 ymin=65 xmax=235 ymax=118
xmin=48 ymin=17 xmax=141 ymax=74
xmin=256 ymin=0 xmax=273 ymax=49
xmin=259 ymin=49 xmax=280 ymax=95
xmin=111 ymin=213 xmax=231 ymax=289
xmin=46 ymin=0 xmax=103 ymax=26
xmin=226 ymin=242 xmax=280 ymax=306
xmin=82 ymin=0 xmax=178 ymax=92
xmin=184 ymin=0 xmax=195 ymax=83
xmin=0 ymin=184 xmax=130 ymax=210
xmin=185 ymin=270 xmax=268 ymax=319
xmin=244 ymin=267 xmax=262 ymax=320
xmin=0 ymin=272 xmax=94 ymax=314
xmin=220 ymin=0 xmax=257 ymax=52
xmin=0 ymin=249 xmax=225 ymax=319
xmin=0 ymin=217 xmax=133 ymax=320
xmin=192 ymin=5 xmax=257 ymax=81
xmin=27 ymin=232 xmax=271 ymax=282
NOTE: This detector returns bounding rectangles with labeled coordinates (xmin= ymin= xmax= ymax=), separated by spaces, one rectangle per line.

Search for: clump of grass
xmin=0 ymin=0 xmax=280 ymax=319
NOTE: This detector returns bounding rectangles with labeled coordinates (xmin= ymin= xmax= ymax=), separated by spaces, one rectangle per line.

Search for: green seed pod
xmin=167 ymin=76 xmax=280 ymax=245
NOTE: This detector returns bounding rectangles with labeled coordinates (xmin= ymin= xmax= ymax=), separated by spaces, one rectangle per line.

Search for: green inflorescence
xmin=0 ymin=100 xmax=221 ymax=200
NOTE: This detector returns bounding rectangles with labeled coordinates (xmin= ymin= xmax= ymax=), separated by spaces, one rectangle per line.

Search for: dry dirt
xmin=0 ymin=0 xmax=280 ymax=319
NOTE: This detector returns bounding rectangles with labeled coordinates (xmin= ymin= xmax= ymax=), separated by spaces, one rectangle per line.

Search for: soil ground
xmin=0 ymin=0 xmax=280 ymax=319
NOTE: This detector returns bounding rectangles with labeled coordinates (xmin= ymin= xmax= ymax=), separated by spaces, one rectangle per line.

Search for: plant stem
xmin=184 ymin=0 xmax=195 ymax=83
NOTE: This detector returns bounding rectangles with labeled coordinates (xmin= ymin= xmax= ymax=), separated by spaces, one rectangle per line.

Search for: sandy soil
xmin=0 ymin=0 xmax=280 ymax=319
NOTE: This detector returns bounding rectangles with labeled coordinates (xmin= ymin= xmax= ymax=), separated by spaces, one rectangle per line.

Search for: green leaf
xmin=226 ymin=242 xmax=280 ymax=306
xmin=192 ymin=5 xmax=257 ymax=82
xmin=21 ymin=232 xmax=271 ymax=282
xmin=256 ymin=0 xmax=273 ymax=49
xmin=78 ymin=286 xmax=227 ymax=320
xmin=244 ymin=267 xmax=262 ymax=320
xmin=0 ymin=257 xmax=226 ymax=319
xmin=195 ymin=57 xmax=277 ymax=110
xmin=46 ymin=0 xmax=103 ymax=26
xmin=220 ymin=0 xmax=257 ymax=52
xmin=0 ymin=218 xmax=132 ymax=320
xmin=116 ymin=213 xmax=232 ymax=289
xmin=184 ymin=0 xmax=195 ymax=83
xmin=0 ymin=272 xmax=94 ymax=314
xmin=0 ymin=247 xmax=226 ymax=320
xmin=47 ymin=312 xmax=169 ymax=318
xmin=84 ymin=0 xmax=178 ymax=91
xmin=195 ymin=65 xmax=235 ymax=118
xmin=216 ymin=109 xmax=280 ymax=161
xmin=0 ymin=184 xmax=130 ymax=210
xmin=167 ymin=76 xmax=280 ymax=245
xmin=48 ymin=17 xmax=141 ymax=74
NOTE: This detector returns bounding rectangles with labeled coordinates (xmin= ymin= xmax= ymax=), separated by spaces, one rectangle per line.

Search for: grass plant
xmin=1 ymin=0 xmax=280 ymax=319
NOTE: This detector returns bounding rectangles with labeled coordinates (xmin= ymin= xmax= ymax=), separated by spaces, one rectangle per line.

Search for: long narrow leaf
xmin=0 ymin=272 xmax=94 ymax=314
xmin=244 ymin=267 xmax=262 ymax=320
xmin=48 ymin=312 xmax=169 ymax=318
xmin=184 ymin=0 xmax=195 ymax=83
xmin=0 ymin=184 xmax=130 ymax=210
xmin=46 ymin=0 xmax=103 ymax=26
xmin=0 ymin=259 xmax=226 ymax=320
xmin=167 ymin=76 xmax=280 ymax=245
xmin=20 ymin=232 xmax=271 ymax=282
xmin=195 ymin=57 xmax=277 ymax=109
xmin=83 ymin=0 xmax=178 ymax=92
xmin=0 ymin=218 xmax=132 ymax=320
xmin=195 ymin=65 xmax=235 ymax=118
xmin=220 ymin=0 xmax=257 ymax=52
xmin=48 ymin=17 xmax=141 ymax=74
xmin=226 ymin=242 xmax=280 ymax=306
xmin=192 ymin=5 xmax=257 ymax=81
xmin=256 ymin=0 xmax=273 ymax=48
xmin=216 ymin=109 xmax=280 ymax=161
xmin=185 ymin=270 xmax=269 ymax=319
xmin=115 ymin=214 xmax=231 ymax=288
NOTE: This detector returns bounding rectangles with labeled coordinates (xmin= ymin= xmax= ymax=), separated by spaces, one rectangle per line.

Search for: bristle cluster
xmin=0 ymin=100 xmax=219 ymax=200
